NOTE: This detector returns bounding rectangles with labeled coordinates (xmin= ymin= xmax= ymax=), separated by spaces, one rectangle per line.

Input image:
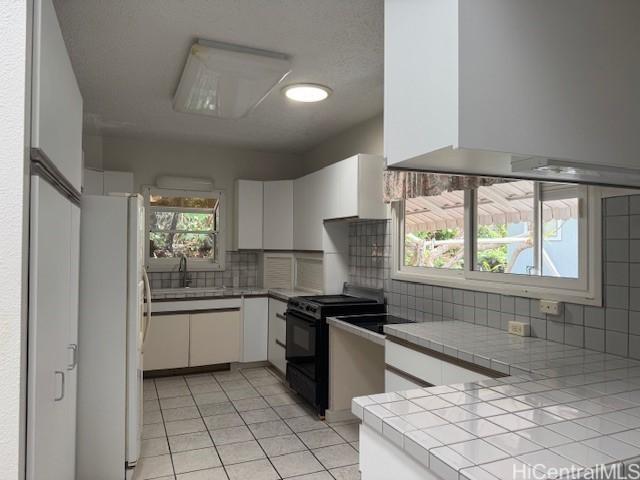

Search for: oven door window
xmin=286 ymin=312 xmax=317 ymax=379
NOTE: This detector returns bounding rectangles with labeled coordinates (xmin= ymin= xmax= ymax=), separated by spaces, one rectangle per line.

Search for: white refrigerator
xmin=77 ymin=194 xmax=151 ymax=480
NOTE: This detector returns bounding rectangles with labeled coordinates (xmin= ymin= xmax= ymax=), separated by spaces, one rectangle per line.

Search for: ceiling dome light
xmin=282 ymin=84 xmax=332 ymax=102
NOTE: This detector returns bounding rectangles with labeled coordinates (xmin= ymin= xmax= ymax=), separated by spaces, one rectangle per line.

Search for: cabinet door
xmin=143 ymin=314 xmax=190 ymax=371
xmin=293 ymin=174 xmax=311 ymax=250
xmin=103 ymin=170 xmax=134 ymax=194
xmin=27 ymin=177 xmax=74 ymax=480
xmin=32 ymin=0 xmax=83 ymax=191
xmin=268 ymin=299 xmax=287 ymax=374
xmin=263 ymin=180 xmax=293 ymax=250
xmin=334 ymin=156 xmax=359 ymax=219
xmin=83 ymin=169 xmax=104 ymax=195
xmin=190 ymin=311 xmax=241 ymax=366
xmin=242 ymin=298 xmax=268 ymax=362
xmin=235 ymin=180 xmax=264 ymax=249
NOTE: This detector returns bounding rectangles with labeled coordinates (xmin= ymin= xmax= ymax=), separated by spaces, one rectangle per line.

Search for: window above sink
xmin=144 ymin=186 xmax=226 ymax=271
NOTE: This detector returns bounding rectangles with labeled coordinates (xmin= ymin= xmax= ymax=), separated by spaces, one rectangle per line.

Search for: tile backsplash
xmin=148 ymin=251 xmax=258 ymax=289
xmin=349 ymin=194 xmax=640 ymax=359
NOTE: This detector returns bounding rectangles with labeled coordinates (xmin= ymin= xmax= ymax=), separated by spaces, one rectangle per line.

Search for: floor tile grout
xmin=141 ymin=366 xmax=360 ymax=480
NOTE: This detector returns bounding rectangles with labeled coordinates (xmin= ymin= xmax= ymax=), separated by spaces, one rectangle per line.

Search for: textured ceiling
xmin=53 ymin=0 xmax=384 ymax=153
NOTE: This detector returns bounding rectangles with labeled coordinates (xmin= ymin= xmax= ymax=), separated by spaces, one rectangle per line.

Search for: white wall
xmin=302 ymin=114 xmax=383 ymax=173
xmin=0 ymin=0 xmax=30 ymax=477
xmin=99 ymin=136 xmax=304 ymax=248
xmin=82 ymin=134 xmax=103 ymax=170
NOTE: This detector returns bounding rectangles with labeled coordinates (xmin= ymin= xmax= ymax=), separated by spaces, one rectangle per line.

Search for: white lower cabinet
xmin=385 ymin=339 xmax=493 ymax=391
xmin=268 ymin=298 xmax=287 ymax=374
xmin=242 ymin=298 xmax=268 ymax=363
xmin=384 ymin=369 xmax=423 ymax=393
xmin=191 ymin=311 xmax=241 ymax=366
xmin=144 ymin=309 xmax=244 ymax=371
xmin=144 ymin=314 xmax=190 ymax=371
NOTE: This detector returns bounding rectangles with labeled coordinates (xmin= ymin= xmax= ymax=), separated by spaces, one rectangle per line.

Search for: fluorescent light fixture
xmin=511 ymin=157 xmax=640 ymax=182
xmin=282 ymin=83 xmax=332 ymax=102
xmin=173 ymin=39 xmax=291 ymax=119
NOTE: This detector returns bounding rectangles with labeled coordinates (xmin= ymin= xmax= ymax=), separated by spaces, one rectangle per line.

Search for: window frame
xmin=391 ymin=183 xmax=603 ymax=306
xmin=144 ymin=186 xmax=226 ymax=272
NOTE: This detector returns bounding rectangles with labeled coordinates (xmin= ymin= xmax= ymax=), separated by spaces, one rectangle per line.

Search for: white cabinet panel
xmin=293 ymin=170 xmax=326 ymax=251
xmin=322 ymin=155 xmax=385 ymax=221
xmin=385 ymin=340 xmax=442 ymax=385
xmin=27 ymin=177 xmax=76 ymax=480
xmin=235 ymin=180 xmax=263 ymax=249
xmin=385 ymin=369 xmax=422 ymax=393
xmin=268 ymin=298 xmax=287 ymax=374
xmin=263 ymin=180 xmax=293 ymax=250
xmin=32 ymin=0 xmax=83 ymax=191
xmin=190 ymin=310 xmax=241 ymax=366
xmin=385 ymin=0 xmax=640 ymax=185
xmin=83 ymin=169 xmax=104 ymax=195
xmin=242 ymin=297 xmax=268 ymax=363
xmin=144 ymin=314 xmax=190 ymax=371
xmin=103 ymin=170 xmax=134 ymax=194
xmin=441 ymin=361 xmax=491 ymax=384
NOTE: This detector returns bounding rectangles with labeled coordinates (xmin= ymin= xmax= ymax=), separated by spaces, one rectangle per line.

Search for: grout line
xmin=185 ymin=371 xmax=232 ymax=480
xmin=152 ymin=367 xmax=360 ymax=479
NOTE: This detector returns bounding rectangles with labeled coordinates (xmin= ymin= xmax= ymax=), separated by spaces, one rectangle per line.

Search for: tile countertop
xmin=352 ymin=321 xmax=640 ymax=479
xmin=150 ymin=287 xmax=314 ymax=302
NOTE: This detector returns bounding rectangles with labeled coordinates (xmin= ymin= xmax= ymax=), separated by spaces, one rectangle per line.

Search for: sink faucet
xmin=178 ymin=255 xmax=191 ymax=287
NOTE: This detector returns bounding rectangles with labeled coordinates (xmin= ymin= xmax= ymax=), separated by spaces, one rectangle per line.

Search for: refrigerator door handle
xmin=142 ymin=269 xmax=152 ymax=347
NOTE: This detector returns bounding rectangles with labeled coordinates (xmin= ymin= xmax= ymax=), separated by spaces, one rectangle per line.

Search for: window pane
xmin=404 ymin=192 xmax=465 ymax=269
xmin=475 ymin=180 xmax=535 ymax=274
xmin=149 ymin=211 xmax=214 ymax=232
xmin=149 ymin=232 xmax=217 ymax=259
xmin=149 ymin=194 xmax=218 ymax=209
xmin=542 ymin=197 xmax=579 ymax=278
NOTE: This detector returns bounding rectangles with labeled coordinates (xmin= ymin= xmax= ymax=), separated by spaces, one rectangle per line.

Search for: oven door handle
xmin=286 ymin=312 xmax=319 ymax=327
xmin=289 ymin=318 xmax=318 ymax=327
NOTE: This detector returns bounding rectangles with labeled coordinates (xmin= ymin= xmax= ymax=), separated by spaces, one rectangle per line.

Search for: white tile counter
xmin=353 ymin=321 xmax=640 ymax=480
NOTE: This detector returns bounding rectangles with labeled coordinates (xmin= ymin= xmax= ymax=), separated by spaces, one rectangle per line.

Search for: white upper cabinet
xmin=263 ymin=180 xmax=293 ymax=250
xmin=293 ymin=169 xmax=326 ymax=251
xmin=235 ymin=180 xmax=264 ymax=250
xmin=385 ymin=0 xmax=640 ymax=185
xmin=32 ymin=0 xmax=83 ymax=192
xmin=323 ymin=154 xmax=386 ymax=221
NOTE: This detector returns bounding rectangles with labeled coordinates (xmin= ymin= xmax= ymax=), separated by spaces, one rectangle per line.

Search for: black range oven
xmin=285 ymin=285 xmax=385 ymax=417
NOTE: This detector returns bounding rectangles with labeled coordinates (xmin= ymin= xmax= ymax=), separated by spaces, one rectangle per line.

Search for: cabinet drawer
xmin=441 ymin=360 xmax=491 ymax=384
xmin=385 ymin=340 xmax=442 ymax=385
xmin=385 ymin=369 xmax=423 ymax=393
xmin=269 ymin=339 xmax=286 ymax=374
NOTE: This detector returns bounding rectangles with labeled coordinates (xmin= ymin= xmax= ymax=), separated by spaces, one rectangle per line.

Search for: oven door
xmin=285 ymin=310 xmax=318 ymax=381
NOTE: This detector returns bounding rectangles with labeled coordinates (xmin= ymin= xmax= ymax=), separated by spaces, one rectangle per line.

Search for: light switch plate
xmin=539 ymin=300 xmax=562 ymax=316
xmin=508 ymin=321 xmax=530 ymax=337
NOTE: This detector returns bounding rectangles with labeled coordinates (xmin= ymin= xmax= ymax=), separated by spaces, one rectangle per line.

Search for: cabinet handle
xmin=54 ymin=371 xmax=65 ymax=402
xmin=275 ymin=339 xmax=286 ymax=349
xmin=276 ymin=313 xmax=286 ymax=320
xmin=67 ymin=344 xmax=78 ymax=370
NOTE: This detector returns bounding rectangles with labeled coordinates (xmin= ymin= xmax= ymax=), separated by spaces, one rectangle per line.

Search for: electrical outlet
xmin=539 ymin=300 xmax=562 ymax=316
xmin=508 ymin=321 xmax=530 ymax=337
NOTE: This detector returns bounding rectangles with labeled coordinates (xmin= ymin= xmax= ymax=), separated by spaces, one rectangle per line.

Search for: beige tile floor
xmin=138 ymin=366 xmax=361 ymax=480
